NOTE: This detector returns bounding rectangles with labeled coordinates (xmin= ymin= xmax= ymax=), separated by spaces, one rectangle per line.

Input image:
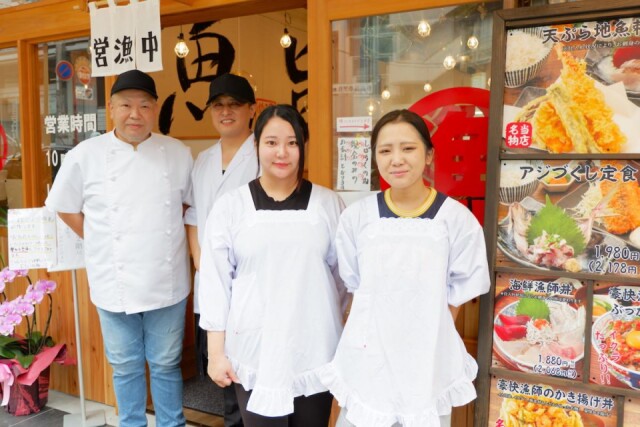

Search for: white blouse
xmin=199 ymin=183 xmax=347 ymax=417
xmin=320 ymin=193 xmax=490 ymax=427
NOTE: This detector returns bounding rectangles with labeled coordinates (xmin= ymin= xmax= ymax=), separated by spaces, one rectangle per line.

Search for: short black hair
xmin=371 ymin=109 xmax=434 ymax=153
xmin=254 ymin=105 xmax=308 ymax=187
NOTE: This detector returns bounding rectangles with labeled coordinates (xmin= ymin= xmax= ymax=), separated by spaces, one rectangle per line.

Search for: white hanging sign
xmin=89 ymin=0 xmax=162 ymax=77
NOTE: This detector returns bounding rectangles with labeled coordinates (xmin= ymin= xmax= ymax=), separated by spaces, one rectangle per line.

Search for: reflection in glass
xmin=331 ymin=2 xmax=501 ymax=190
xmin=39 ymin=38 xmax=106 ymax=201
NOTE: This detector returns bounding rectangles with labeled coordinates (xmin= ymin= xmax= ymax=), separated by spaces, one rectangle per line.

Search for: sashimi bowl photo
xmin=494 ymin=296 xmax=585 ymax=377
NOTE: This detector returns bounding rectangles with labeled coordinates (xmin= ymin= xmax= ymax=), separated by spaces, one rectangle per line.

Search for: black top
xmin=249 ymin=178 xmax=312 ymax=210
xmin=377 ymin=190 xmax=447 ymax=219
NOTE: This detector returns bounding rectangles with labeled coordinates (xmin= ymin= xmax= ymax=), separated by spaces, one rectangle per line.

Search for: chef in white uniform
xmin=46 ymin=70 xmax=193 ymax=427
xmin=321 ymin=109 xmax=490 ymax=427
xmin=185 ymin=73 xmax=258 ymax=427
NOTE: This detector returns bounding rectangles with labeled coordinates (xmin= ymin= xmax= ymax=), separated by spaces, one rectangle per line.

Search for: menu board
xmin=590 ymin=282 xmax=640 ymax=391
xmin=489 ymin=375 xmax=617 ymax=426
xmin=496 ymin=159 xmax=640 ymax=278
xmin=492 ymin=274 xmax=585 ymax=380
xmin=502 ymin=18 xmax=640 ymax=154
xmin=481 ymin=6 xmax=640 ymax=426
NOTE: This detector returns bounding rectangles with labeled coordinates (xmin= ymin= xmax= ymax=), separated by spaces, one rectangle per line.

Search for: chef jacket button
xmin=165 ymin=230 xmax=171 ymax=235
xmin=166 ymin=257 xmax=172 ymax=262
xmin=165 ymin=200 xmax=170 ymax=206
xmin=160 ymin=146 xmax=165 ymax=151
xmin=163 ymin=172 xmax=169 ymax=178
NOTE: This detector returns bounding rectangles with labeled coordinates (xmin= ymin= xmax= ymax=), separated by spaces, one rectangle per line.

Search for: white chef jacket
xmin=319 ymin=193 xmax=490 ymax=427
xmin=45 ymin=131 xmax=193 ymax=314
xmin=199 ymin=183 xmax=346 ymax=417
xmin=184 ymin=135 xmax=258 ymax=313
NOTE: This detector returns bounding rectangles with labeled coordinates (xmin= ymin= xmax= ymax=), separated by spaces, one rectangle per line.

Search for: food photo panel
xmin=488 ymin=375 xmax=617 ymax=427
xmin=496 ymin=160 xmax=640 ymax=278
xmin=492 ymin=274 xmax=585 ymax=380
xmin=590 ymin=282 xmax=640 ymax=391
xmin=501 ymin=18 xmax=640 ymax=154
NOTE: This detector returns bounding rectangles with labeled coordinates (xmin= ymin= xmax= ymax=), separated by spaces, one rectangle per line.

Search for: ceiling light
xmin=174 ymin=26 xmax=189 ymax=58
xmin=467 ymin=35 xmax=479 ymax=50
xmin=280 ymin=12 xmax=292 ymax=48
xmin=443 ymin=55 xmax=456 ymax=70
xmin=417 ymin=20 xmax=431 ymax=37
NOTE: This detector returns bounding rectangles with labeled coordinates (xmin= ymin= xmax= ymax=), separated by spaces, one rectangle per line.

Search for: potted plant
xmin=0 ymin=265 xmax=71 ymax=415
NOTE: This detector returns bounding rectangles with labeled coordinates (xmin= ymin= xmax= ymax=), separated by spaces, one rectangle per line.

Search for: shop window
xmin=332 ymin=2 xmax=501 ymax=192
xmin=0 ymin=47 xmax=20 ymax=224
xmin=39 ymin=38 xmax=106 ymax=198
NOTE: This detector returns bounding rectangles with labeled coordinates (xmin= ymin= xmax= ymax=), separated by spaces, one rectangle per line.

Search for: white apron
xmin=326 ymin=215 xmax=477 ymax=427
xmin=225 ymin=189 xmax=343 ymax=417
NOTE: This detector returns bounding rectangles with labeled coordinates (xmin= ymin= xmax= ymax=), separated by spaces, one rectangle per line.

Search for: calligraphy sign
xmin=89 ymin=0 xmax=162 ymax=76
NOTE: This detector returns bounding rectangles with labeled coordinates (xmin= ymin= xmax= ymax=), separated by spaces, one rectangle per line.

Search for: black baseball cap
xmin=111 ymin=69 xmax=158 ymax=99
xmin=207 ymin=73 xmax=256 ymax=105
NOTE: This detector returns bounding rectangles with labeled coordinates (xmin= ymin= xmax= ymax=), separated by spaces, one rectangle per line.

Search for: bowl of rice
xmin=499 ymin=160 xmax=539 ymax=204
xmin=504 ymin=29 xmax=552 ymax=88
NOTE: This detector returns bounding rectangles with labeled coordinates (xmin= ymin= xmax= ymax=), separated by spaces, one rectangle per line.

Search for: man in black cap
xmin=185 ymin=73 xmax=258 ymax=427
xmin=46 ymin=69 xmax=193 ymax=427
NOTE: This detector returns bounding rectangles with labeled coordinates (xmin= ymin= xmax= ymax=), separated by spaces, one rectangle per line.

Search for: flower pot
xmin=5 ymin=367 xmax=50 ymax=416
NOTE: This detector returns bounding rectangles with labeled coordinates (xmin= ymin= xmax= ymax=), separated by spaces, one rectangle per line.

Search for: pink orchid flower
xmin=14 ymin=269 xmax=28 ymax=278
xmin=34 ymin=280 xmax=57 ymax=294
xmin=5 ymin=313 xmax=22 ymax=327
xmin=23 ymin=286 xmax=44 ymax=305
xmin=13 ymin=299 xmax=34 ymax=316
xmin=0 ymin=301 xmax=16 ymax=316
xmin=0 ymin=268 xmax=16 ymax=284
xmin=0 ymin=319 xmax=14 ymax=336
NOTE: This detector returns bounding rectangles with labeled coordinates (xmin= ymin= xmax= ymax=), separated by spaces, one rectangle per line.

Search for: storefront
xmin=1 ymin=0 xmax=594 ymax=425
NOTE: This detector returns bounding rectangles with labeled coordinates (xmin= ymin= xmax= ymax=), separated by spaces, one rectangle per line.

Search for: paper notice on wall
xmin=8 ymin=208 xmax=85 ymax=272
xmin=8 ymin=208 xmax=57 ymax=270
xmin=337 ymin=137 xmax=372 ymax=191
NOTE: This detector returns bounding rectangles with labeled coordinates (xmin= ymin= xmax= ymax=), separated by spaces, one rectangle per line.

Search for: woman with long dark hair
xmin=199 ymin=104 xmax=347 ymax=427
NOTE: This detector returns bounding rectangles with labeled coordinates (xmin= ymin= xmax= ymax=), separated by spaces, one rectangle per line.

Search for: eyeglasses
xmin=210 ymin=100 xmax=247 ymax=112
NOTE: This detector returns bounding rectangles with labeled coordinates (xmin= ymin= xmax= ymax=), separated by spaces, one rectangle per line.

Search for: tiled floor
xmin=0 ymin=390 xmax=223 ymax=427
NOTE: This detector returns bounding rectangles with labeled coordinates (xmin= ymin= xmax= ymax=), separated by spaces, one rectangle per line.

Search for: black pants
xmin=195 ymin=314 xmax=244 ymax=427
xmin=234 ymin=383 xmax=333 ymax=427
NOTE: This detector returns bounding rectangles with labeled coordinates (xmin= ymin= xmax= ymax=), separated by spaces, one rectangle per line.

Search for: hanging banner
xmin=89 ymin=0 xmax=162 ymax=76
xmin=134 ymin=0 xmax=162 ymax=73
xmin=109 ymin=0 xmax=135 ymax=76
